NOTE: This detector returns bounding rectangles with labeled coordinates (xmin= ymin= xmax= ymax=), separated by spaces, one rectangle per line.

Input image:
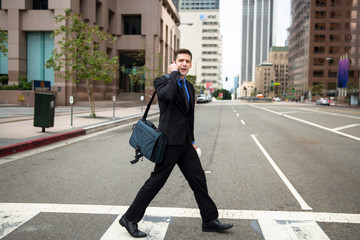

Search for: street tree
xmin=213 ymin=88 xmax=231 ymax=100
xmin=0 ymin=28 xmax=7 ymax=56
xmin=311 ymin=82 xmax=324 ymax=96
xmin=46 ymin=9 xmax=118 ymax=118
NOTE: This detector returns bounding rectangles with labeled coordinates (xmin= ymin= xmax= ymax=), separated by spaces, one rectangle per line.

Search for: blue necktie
xmin=180 ymin=80 xmax=190 ymax=112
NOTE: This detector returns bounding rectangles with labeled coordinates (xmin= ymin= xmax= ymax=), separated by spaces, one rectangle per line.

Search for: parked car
xmin=272 ymin=97 xmax=281 ymax=102
xmin=196 ymin=94 xmax=208 ymax=103
xmin=316 ymin=98 xmax=331 ymax=106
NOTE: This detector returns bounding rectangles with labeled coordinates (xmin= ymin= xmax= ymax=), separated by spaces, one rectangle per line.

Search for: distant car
xmin=272 ymin=97 xmax=281 ymax=102
xmin=316 ymin=98 xmax=331 ymax=106
xmin=196 ymin=94 xmax=208 ymax=103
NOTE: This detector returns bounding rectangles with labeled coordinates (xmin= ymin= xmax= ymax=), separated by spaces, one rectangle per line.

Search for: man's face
xmin=175 ymin=53 xmax=192 ymax=78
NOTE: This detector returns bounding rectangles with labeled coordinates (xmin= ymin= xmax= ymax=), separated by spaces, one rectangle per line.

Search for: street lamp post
xmin=169 ymin=22 xmax=193 ymax=63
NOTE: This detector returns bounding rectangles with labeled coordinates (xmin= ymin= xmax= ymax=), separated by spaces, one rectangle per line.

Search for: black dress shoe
xmin=119 ymin=215 xmax=147 ymax=238
xmin=202 ymin=219 xmax=233 ymax=232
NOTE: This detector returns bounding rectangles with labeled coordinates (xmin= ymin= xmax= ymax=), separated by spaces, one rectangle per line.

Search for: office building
xmin=0 ymin=0 xmax=180 ymax=105
xmin=178 ymin=0 xmax=222 ymax=94
xmin=241 ymin=0 xmax=274 ymax=84
xmin=350 ymin=0 xmax=360 ymax=99
xmin=288 ymin=0 xmax=359 ymax=101
xmin=255 ymin=63 xmax=275 ymax=98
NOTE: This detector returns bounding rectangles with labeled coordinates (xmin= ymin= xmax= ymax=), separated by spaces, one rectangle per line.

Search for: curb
xmin=0 ymin=111 xmax=159 ymax=158
xmin=0 ymin=129 xmax=86 ymax=157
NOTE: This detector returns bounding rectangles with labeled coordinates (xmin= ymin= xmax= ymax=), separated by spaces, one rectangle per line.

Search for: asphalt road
xmin=1 ymin=101 xmax=359 ymax=239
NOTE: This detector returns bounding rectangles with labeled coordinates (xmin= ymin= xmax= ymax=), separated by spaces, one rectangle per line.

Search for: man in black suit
xmin=120 ymin=49 xmax=233 ymax=238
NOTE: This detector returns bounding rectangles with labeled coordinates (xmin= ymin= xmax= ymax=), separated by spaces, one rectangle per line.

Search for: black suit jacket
xmin=154 ymin=71 xmax=195 ymax=145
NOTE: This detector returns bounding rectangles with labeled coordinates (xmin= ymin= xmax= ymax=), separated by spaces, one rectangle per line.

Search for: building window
xmin=33 ymin=0 xmax=48 ymax=9
xmin=0 ymin=33 xmax=8 ymax=75
xmin=202 ymin=22 xmax=219 ymax=25
xmin=330 ymin=0 xmax=342 ymax=7
xmin=315 ymin=34 xmax=326 ymax=42
xmin=123 ymin=15 xmax=141 ymax=35
xmin=315 ymin=11 xmax=326 ymax=18
xmin=316 ymin=0 xmax=327 ymax=7
xmin=315 ymin=23 xmax=326 ymax=30
xmin=329 ymin=46 xmax=340 ymax=54
xmin=202 ymin=36 xmax=218 ymax=40
xmin=329 ymin=23 xmax=341 ymax=30
xmin=314 ymin=46 xmax=325 ymax=54
xmin=27 ymin=32 xmax=54 ymax=85
xmin=329 ymin=34 xmax=340 ymax=42
xmin=202 ymin=44 xmax=218 ymax=48
xmin=314 ymin=58 xmax=324 ymax=66
xmin=328 ymin=70 xmax=337 ymax=77
xmin=313 ymin=70 xmax=324 ymax=77
xmin=109 ymin=10 xmax=115 ymax=33
xmin=202 ymin=29 xmax=218 ymax=33
xmin=330 ymin=11 xmax=341 ymax=18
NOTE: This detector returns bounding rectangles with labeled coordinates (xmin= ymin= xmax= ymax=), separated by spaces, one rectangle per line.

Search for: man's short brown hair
xmin=174 ymin=49 xmax=192 ymax=61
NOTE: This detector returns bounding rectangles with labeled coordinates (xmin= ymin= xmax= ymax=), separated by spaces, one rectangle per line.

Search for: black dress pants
xmin=124 ymin=142 xmax=219 ymax=223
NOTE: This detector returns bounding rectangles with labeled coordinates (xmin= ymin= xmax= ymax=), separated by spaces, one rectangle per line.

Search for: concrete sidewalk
xmin=0 ymin=104 xmax=159 ymax=157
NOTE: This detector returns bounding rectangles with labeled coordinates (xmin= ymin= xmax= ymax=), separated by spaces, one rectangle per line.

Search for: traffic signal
xmin=271 ymin=80 xmax=273 ymax=85
xmin=292 ymin=88 xmax=295 ymax=92
xmin=226 ymin=77 xmax=228 ymax=82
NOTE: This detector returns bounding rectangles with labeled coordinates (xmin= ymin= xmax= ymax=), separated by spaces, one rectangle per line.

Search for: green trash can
xmin=34 ymin=92 xmax=55 ymax=132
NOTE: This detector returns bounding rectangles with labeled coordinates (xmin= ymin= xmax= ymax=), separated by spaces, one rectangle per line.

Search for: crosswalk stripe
xmin=1 ymin=203 xmax=360 ymax=239
xmin=100 ymin=215 xmax=171 ymax=240
xmin=0 ymin=210 xmax=38 ymax=238
xmin=1 ymin=203 xmax=359 ymax=223
xmin=258 ymin=220 xmax=330 ymax=240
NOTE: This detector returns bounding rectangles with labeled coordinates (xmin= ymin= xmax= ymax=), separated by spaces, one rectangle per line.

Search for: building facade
xmin=241 ymin=0 xmax=274 ymax=84
xmin=255 ymin=63 xmax=275 ymax=98
xmin=0 ymin=0 xmax=180 ymax=105
xmin=268 ymin=46 xmax=289 ymax=98
xmin=350 ymin=0 xmax=360 ymax=98
xmin=178 ymin=0 xmax=222 ymax=94
xmin=288 ymin=0 xmax=359 ymax=100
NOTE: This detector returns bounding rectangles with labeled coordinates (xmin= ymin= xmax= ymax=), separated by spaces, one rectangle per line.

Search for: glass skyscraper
xmin=241 ymin=0 xmax=274 ymax=83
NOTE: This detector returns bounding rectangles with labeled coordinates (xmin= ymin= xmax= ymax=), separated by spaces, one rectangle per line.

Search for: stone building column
xmin=7 ymin=9 xmax=27 ymax=85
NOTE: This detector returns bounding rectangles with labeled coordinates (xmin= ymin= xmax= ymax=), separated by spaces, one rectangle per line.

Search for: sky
xmin=219 ymin=0 xmax=291 ymax=90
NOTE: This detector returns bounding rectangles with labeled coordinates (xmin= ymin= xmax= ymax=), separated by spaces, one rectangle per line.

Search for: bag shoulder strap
xmin=142 ymin=74 xmax=171 ymax=121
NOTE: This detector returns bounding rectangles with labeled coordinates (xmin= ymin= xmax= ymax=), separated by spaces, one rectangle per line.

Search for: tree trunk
xmin=86 ymin=79 xmax=96 ymax=118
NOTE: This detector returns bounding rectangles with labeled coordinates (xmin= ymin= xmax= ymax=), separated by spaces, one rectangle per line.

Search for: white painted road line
xmin=101 ymin=215 xmax=171 ymax=240
xmin=258 ymin=220 xmax=330 ymax=240
xmin=0 ymin=210 xmax=38 ymax=239
xmin=300 ymin=108 xmax=360 ymax=120
xmin=1 ymin=203 xmax=360 ymax=239
xmin=241 ymin=120 xmax=246 ymax=125
xmin=252 ymin=105 xmax=360 ymax=142
xmin=251 ymin=135 xmax=312 ymax=210
xmin=1 ymin=203 xmax=360 ymax=223
xmin=332 ymin=124 xmax=360 ymax=131
xmin=236 ymin=113 xmax=240 ymax=117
